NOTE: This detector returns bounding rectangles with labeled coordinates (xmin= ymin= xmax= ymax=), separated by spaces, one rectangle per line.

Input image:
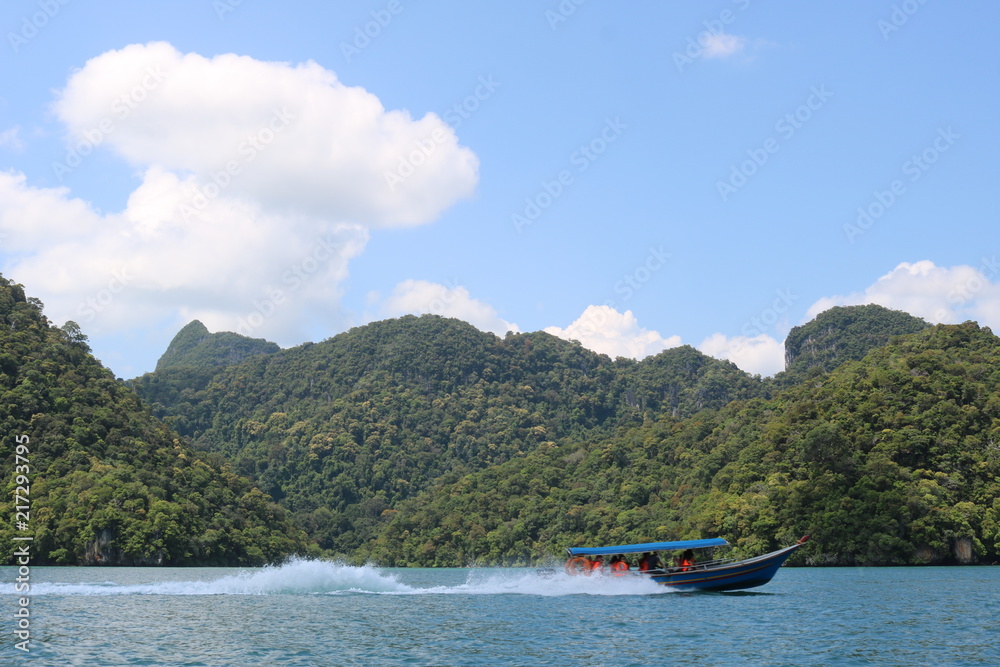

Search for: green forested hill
xmin=132 ymin=315 xmax=765 ymax=554
xmin=24 ymin=275 xmax=993 ymax=568
xmin=0 ymin=276 xmax=312 ymax=565
xmin=155 ymin=319 xmax=279 ymax=372
xmin=776 ymin=304 xmax=930 ymax=386
xmin=130 ymin=320 xmax=281 ymax=436
xmin=358 ymin=322 xmax=1000 ymax=567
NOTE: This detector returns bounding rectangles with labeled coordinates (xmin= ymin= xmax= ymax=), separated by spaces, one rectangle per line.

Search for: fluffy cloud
xmin=544 ymin=305 xmax=682 ymax=359
xmin=53 ymin=42 xmax=478 ymax=227
xmin=0 ymin=171 xmax=103 ymax=251
xmin=698 ymin=332 xmax=785 ymax=377
xmin=2 ymin=168 xmax=369 ymax=345
xmin=376 ymin=279 xmax=519 ymax=337
xmin=806 ymin=260 xmax=1000 ymax=328
xmin=0 ymin=42 xmax=479 ymax=354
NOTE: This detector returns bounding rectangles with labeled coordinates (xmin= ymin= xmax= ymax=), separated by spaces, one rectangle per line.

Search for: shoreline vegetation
xmin=2 ymin=274 xmax=997 ymax=567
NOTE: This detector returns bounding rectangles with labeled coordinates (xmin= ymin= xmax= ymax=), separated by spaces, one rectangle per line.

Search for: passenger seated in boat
xmin=610 ymin=555 xmax=629 ymax=575
xmin=589 ymin=555 xmax=605 ymax=573
xmin=675 ymin=549 xmax=695 ymax=572
xmin=564 ymin=556 xmax=589 ymax=575
xmin=638 ymin=552 xmax=661 ymax=572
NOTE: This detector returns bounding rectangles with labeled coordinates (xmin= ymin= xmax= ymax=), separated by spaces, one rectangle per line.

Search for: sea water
xmin=1 ymin=560 xmax=997 ymax=666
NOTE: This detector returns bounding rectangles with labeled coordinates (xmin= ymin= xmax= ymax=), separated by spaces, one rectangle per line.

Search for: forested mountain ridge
xmin=155 ymin=319 xmax=279 ymax=372
xmin=130 ymin=306 xmax=966 ymax=564
xmin=0 ymin=276 xmax=313 ymax=565
xmin=776 ymin=304 xmax=930 ymax=387
xmin=6 ymin=265 xmax=986 ymax=568
xmin=358 ymin=322 xmax=1000 ymax=567
xmin=132 ymin=314 xmax=765 ymax=554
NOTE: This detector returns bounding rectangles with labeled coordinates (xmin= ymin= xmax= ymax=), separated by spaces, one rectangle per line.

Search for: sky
xmin=1 ymin=1 xmax=998 ymax=379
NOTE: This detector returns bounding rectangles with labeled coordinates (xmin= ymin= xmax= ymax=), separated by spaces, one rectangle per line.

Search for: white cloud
xmin=53 ymin=41 xmax=478 ymax=228
xmin=1 ymin=168 xmax=369 ymax=345
xmin=696 ymin=258 xmax=1000 ymax=378
xmin=0 ymin=171 xmax=103 ymax=251
xmin=0 ymin=43 xmax=479 ymax=353
xmin=377 ymin=279 xmax=519 ymax=337
xmin=698 ymin=332 xmax=785 ymax=377
xmin=0 ymin=127 xmax=24 ymax=152
xmin=544 ymin=305 xmax=682 ymax=359
xmin=806 ymin=259 xmax=1000 ymax=328
xmin=700 ymin=33 xmax=747 ymax=59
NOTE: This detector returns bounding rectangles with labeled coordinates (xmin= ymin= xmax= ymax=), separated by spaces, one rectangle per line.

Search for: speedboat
xmin=564 ymin=535 xmax=809 ymax=591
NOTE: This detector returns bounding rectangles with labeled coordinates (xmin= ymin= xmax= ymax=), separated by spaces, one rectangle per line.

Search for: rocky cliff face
xmin=83 ymin=529 xmax=165 ymax=566
xmin=155 ymin=320 xmax=279 ymax=371
xmin=778 ymin=304 xmax=930 ymax=384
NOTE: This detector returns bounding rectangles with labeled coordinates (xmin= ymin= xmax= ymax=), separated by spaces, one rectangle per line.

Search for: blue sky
xmin=1 ymin=0 xmax=997 ymax=378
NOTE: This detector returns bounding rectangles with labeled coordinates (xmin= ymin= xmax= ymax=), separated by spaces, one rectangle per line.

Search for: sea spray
xmin=447 ymin=568 xmax=670 ymax=597
xmin=12 ymin=560 xmax=670 ymax=597
xmin=20 ymin=558 xmax=413 ymax=596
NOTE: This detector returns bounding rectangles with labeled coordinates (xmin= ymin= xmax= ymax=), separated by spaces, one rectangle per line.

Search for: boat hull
xmin=647 ymin=543 xmax=802 ymax=592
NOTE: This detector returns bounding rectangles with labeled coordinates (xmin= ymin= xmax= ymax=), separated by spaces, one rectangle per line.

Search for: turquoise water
xmin=2 ymin=560 xmax=998 ymax=666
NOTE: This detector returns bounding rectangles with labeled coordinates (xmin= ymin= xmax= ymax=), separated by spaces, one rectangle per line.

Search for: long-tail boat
xmin=564 ymin=535 xmax=809 ymax=591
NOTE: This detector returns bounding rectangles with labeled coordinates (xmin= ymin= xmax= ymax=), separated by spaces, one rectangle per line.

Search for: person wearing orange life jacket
xmin=675 ymin=549 xmax=695 ymax=572
xmin=610 ymin=555 xmax=630 ymax=576
xmin=589 ymin=555 xmax=605 ymax=573
xmin=564 ymin=556 xmax=589 ymax=575
xmin=638 ymin=552 xmax=662 ymax=572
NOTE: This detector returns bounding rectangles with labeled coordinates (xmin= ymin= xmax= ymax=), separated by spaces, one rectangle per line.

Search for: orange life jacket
xmin=611 ymin=560 xmax=629 ymax=575
xmin=564 ymin=557 xmax=588 ymax=575
xmin=679 ymin=558 xmax=693 ymax=572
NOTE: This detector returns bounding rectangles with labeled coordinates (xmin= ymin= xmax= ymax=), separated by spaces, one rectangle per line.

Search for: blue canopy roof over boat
xmin=567 ymin=538 xmax=728 ymax=557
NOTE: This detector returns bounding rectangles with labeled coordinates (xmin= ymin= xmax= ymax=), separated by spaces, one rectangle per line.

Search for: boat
xmin=564 ymin=535 xmax=809 ymax=592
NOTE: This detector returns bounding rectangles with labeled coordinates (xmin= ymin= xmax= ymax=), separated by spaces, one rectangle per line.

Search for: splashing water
xmin=23 ymin=559 xmax=412 ymax=596
xmin=14 ymin=558 xmax=671 ymax=597
xmin=438 ymin=568 xmax=670 ymax=597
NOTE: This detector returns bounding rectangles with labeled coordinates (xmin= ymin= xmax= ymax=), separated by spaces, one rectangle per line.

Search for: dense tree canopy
xmin=5 ymin=269 xmax=990 ymax=568
xmin=356 ymin=322 xmax=1000 ymax=566
xmin=132 ymin=315 xmax=764 ymax=555
xmin=0 ymin=276 xmax=313 ymax=565
xmin=777 ymin=304 xmax=930 ymax=387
